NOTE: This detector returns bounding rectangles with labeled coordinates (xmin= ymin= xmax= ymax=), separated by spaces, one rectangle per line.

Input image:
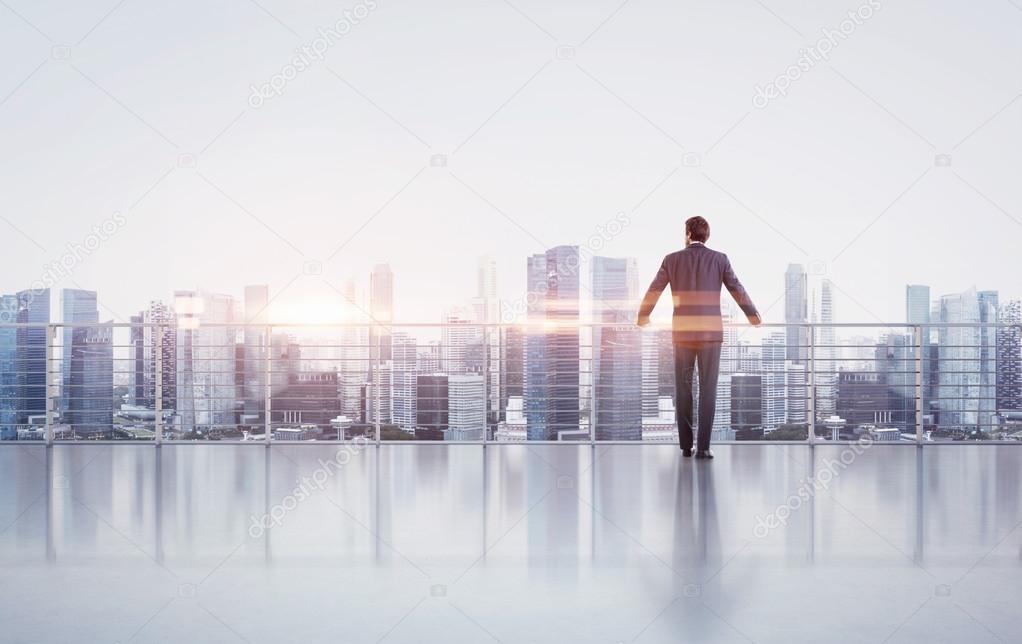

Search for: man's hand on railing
xmin=636 ymin=314 xmax=651 ymax=328
xmin=748 ymin=314 xmax=762 ymax=326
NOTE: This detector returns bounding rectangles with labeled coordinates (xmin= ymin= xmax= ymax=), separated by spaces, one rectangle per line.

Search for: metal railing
xmin=1 ymin=321 xmax=1020 ymax=445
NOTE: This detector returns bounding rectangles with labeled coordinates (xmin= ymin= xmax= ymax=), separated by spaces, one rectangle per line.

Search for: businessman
xmin=637 ymin=216 xmax=761 ymax=459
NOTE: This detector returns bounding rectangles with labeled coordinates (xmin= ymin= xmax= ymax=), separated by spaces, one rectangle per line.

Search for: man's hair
xmin=686 ymin=216 xmax=710 ymax=243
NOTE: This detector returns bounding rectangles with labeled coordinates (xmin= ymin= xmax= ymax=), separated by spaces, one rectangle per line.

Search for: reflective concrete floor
xmin=0 ymin=444 xmax=1019 ymax=643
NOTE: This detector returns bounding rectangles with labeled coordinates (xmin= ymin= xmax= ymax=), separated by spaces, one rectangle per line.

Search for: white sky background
xmin=0 ymin=0 xmax=1019 ymax=326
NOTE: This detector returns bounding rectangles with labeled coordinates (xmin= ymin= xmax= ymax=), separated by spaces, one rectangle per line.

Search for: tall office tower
xmin=641 ymin=332 xmax=660 ymax=418
xmin=392 ymin=332 xmax=418 ymax=431
xmin=838 ymin=371 xmax=894 ymax=427
xmin=938 ymin=288 xmax=982 ymax=429
xmin=339 ymin=278 xmax=369 ymax=420
xmin=142 ymin=301 xmax=176 ymax=410
xmin=273 ymin=371 xmax=340 ymax=429
xmin=366 ymin=363 xmax=393 ymax=426
xmin=415 ymin=374 xmax=448 ymax=440
xmin=784 ymin=264 xmax=808 ymax=363
xmin=66 ymin=324 xmax=113 ymax=436
xmin=731 ymin=374 xmax=763 ymax=440
xmin=499 ymin=326 xmax=523 ymax=420
xmin=0 ymin=294 xmax=18 ymax=438
xmin=875 ymin=334 xmax=914 ymax=430
xmin=525 ymin=246 xmax=580 ymax=440
xmin=175 ymin=292 xmax=237 ymax=434
xmin=418 ymin=341 xmax=441 ymax=374
xmin=446 ymin=374 xmax=486 ymax=440
xmin=16 ymin=288 xmax=49 ymax=425
xmin=473 ymin=255 xmax=501 ymax=427
xmin=441 ymin=306 xmax=483 ymax=375
xmin=906 ymin=285 xmax=931 ymax=325
xmin=129 ymin=314 xmax=145 ymax=405
xmin=978 ymin=290 xmax=999 ymax=429
xmin=712 ymin=301 xmax=739 ymax=440
xmin=370 ymin=263 xmax=394 ymax=361
xmin=760 ymin=333 xmax=787 ymax=432
xmin=590 ymin=256 xmax=641 ymax=440
xmin=243 ymin=285 xmax=269 ymax=424
xmin=996 ymin=301 xmax=1021 ymax=411
xmin=785 ymin=362 xmax=808 ymax=424
xmin=814 ymin=279 xmax=837 ymax=418
xmin=60 ymin=289 xmax=99 ymax=413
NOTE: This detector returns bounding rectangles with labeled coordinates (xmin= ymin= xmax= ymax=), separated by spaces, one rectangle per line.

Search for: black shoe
xmin=681 ymin=448 xmax=693 ymax=457
xmin=694 ymin=450 xmax=714 ymax=460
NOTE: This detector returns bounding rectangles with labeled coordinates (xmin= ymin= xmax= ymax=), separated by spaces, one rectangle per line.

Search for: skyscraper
xmin=996 ymin=300 xmax=1021 ymax=412
xmin=906 ymin=285 xmax=930 ymax=325
xmin=175 ymin=291 xmax=237 ymax=435
xmin=142 ymin=301 xmax=176 ymax=411
xmin=591 ymin=256 xmax=641 ymax=441
xmin=814 ymin=279 xmax=836 ymax=418
xmin=0 ymin=294 xmax=18 ymax=438
xmin=525 ymin=246 xmax=580 ymax=440
xmin=784 ymin=264 xmax=808 ymax=364
xmin=66 ymin=324 xmax=113 ymax=437
xmin=60 ymin=288 xmax=98 ymax=413
xmin=415 ymin=374 xmax=448 ymax=440
xmin=243 ymin=284 xmax=269 ymax=425
xmin=370 ymin=263 xmax=394 ymax=361
xmin=730 ymin=374 xmax=763 ymax=440
xmin=978 ymin=290 xmax=999 ymax=429
xmin=16 ymin=288 xmax=49 ymax=425
xmin=938 ymin=288 xmax=982 ymax=429
xmin=446 ymin=374 xmax=485 ymax=440
xmin=392 ymin=332 xmax=418 ymax=431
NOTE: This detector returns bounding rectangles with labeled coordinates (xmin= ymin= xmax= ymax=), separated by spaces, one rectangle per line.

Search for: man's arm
xmin=637 ymin=257 xmax=669 ymax=326
xmin=722 ymin=254 xmax=761 ymax=325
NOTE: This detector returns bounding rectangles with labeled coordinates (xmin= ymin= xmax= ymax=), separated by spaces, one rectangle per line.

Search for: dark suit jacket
xmin=637 ymin=243 xmax=759 ymax=343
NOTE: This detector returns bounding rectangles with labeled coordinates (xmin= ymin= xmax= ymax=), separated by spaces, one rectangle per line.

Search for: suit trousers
xmin=673 ymin=341 xmax=722 ymax=452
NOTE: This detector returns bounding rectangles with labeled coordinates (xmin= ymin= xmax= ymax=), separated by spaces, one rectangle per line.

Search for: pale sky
xmin=1 ymin=0 xmax=1019 ymax=326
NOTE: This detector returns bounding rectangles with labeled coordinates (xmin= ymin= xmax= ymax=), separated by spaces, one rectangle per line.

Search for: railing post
xmin=807 ymin=324 xmax=816 ymax=445
xmin=264 ymin=325 xmax=272 ymax=447
xmin=914 ymin=324 xmax=923 ymax=444
xmin=155 ymin=323 xmax=163 ymax=446
xmin=45 ymin=324 xmax=55 ymax=446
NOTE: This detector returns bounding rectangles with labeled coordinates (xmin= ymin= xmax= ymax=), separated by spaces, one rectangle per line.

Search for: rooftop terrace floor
xmin=0 ymin=443 xmax=1019 ymax=643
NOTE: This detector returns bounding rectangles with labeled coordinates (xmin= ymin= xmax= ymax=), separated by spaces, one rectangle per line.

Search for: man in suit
xmin=637 ymin=216 xmax=761 ymax=459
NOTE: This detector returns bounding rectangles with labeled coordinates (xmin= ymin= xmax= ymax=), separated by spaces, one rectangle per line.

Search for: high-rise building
xmin=978 ymin=290 xmax=999 ymax=429
xmin=142 ymin=301 xmax=176 ymax=411
xmin=441 ymin=306 xmax=483 ymax=375
xmin=16 ymin=288 xmax=49 ymax=425
xmin=937 ymin=288 xmax=982 ymax=429
xmin=66 ymin=324 xmax=113 ymax=436
xmin=906 ymin=285 xmax=931 ymax=325
xmin=996 ymin=300 xmax=1021 ymax=411
xmin=129 ymin=314 xmax=145 ymax=406
xmin=370 ymin=263 xmax=394 ymax=361
xmin=499 ymin=326 xmax=524 ymax=420
xmin=415 ymin=374 xmax=447 ymax=440
xmin=591 ymin=256 xmax=641 ymax=441
xmin=273 ymin=371 xmax=340 ymax=430
xmin=446 ymin=373 xmax=485 ymax=440
xmin=243 ymin=284 xmax=269 ymax=425
xmin=0 ymin=294 xmax=19 ymax=438
xmin=784 ymin=264 xmax=808 ymax=364
xmin=525 ymin=246 xmax=580 ymax=440
xmin=875 ymin=334 xmax=914 ymax=431
xmin=392 ymin=332 xmax=418 ymax=431
xmin=814 ymin=279 xmax=836 ymax=418
xmin=175 ymin=291 xmax=237 ymax=435
xmin=760 ymin=333 xmax=787 ymax=431
xmin=60 ymin=288 xmax=98 ymax=413
xmin=338 ymin=278 xmax=370 ymax=421
xmin=473 ymin=256 xmax=501 ymax=428
xmin=730 ymin=374 xmax=763 ymax=440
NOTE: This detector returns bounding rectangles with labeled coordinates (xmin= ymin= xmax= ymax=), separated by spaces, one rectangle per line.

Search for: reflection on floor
xmin=0 ymin=444 xmax=1019 ymax=643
